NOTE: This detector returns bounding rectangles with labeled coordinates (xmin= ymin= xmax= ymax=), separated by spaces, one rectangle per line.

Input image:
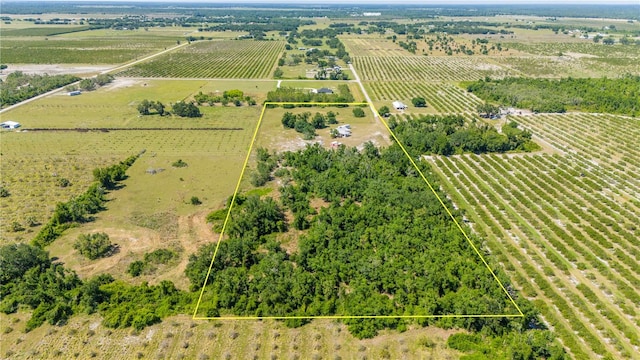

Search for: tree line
xmin=266 ymin=85 xmax=355 ymax=104
xmin=0 ymin=72 xmax=79 ymax=108
xmin=465 ymin=75 xmax=640 ymax=116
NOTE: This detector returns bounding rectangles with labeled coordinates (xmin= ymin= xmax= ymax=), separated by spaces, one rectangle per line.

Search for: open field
xmin=0 ymin=78 xmax=264 ymax=244
xmin=427 ymin=113 xmax=640 ymax=359
xmin=0 ymin=78 xmax=266 ymax=128
xmin=116 ymin=40 xmax=285 ymax=79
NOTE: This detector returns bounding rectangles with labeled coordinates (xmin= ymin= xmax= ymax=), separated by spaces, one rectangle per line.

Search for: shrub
xmin=352 ymin=107 xmax=366 ymax=117
xmin=172 ymin=159 xmax=188 ymax=168
xmin=73 ymin=233 xmax=114 ymax=260
xmin=190 ymin=196 xmax=202 ymax=205
xmin=128 ymin=261 xmax=145 ymax=277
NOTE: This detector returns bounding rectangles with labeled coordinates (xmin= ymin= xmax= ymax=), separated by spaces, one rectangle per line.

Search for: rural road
xmin=349 ymin=63 xmax=378 ymax=118
xmin=0 ymin=42 xmax=189 ymax=115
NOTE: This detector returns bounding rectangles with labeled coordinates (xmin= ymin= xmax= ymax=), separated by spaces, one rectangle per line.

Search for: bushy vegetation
xmin=32 ymin=153 xmax=141 ymax=248
xmin=266 ymin=85 xmax=355 ymax=104
xmin=172 ymin=101 xmax=202 ymax=118
xmin=249 ymin=147 xmax=279 ymax=187
xmin=194 ymin=89 xmax=257 ymax=106
xmin=281 ymin=112 xmax=329 ymax=140
xmin=137 ymin=99 xmax=166 ymax=116
xmin=0 ymin=243 xmax=191 ymax=332
xmin=447 ymin=331 xmax=565 ymax=359
xmin=67 ymin=74 xmax=114 ymax=92
xmin=73 ymin=232 xmax=114 ymax=260
xmin=390 ymin=115 xmax=538 ymax=155
xmin=128 ymin=249 xmax=178 ymax=277
xmin=186 ymin=143 xmax=550 ymax=342
xmin=466 ymin=75 xmax=640 ymax=116
xmin=0 ymin=72 xmax=80 ymax=108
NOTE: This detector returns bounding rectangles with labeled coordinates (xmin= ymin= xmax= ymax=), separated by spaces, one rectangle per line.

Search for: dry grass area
xmin=0 ymin=313 xmax=463 ymax=360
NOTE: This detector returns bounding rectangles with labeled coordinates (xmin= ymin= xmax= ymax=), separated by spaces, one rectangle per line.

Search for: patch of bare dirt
xmin=103 ymin=78 xmax=140 ymax=91
xmin=166 ymin=211 xmax=219 ymax=289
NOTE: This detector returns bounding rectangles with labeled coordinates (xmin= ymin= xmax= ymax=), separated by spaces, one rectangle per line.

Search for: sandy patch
xmin=103 ymin=78 xmax=140 ymax=91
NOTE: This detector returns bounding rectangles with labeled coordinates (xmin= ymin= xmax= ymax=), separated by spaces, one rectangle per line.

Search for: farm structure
xmin=311 ymin=87 xmax=334 ymax=94
xmin=336 ymin=124 xmax=351 ymax=137
xmin=68 ymin=90 xmax=82 ymax=96
xmin=393 ymin=101 xmax=408 ymax=110
xmin=1 ymin=121 xmax=21 ymax=129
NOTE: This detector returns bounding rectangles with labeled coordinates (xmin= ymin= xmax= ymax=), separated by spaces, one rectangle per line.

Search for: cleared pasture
xmin=427 ymin=113 xmax=640 ymax=359
xmin=116 ymin=40 xmax=285 ymax=79
xmin=1 ymin=79 xmax=265 ymax=129
xmin=0 ymin=78 xmax=265 ymax=243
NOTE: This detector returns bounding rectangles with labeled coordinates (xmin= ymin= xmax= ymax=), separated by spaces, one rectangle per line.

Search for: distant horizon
xmin=2 ymin=0 xmax=639 ymax=4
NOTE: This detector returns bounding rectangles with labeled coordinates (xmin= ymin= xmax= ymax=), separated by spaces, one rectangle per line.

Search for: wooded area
xmin=465 ymin=76 xmax=640 ymax=116
xmin=186 ymin=143 xmax=561 ymax=358
xmin=0 ymin=71 xmax=79 ymax=108
xmin=389 ymin=115 xmax=538 ymax=155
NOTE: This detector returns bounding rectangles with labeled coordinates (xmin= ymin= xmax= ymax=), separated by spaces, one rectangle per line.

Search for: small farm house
xmin=393 ymin=101 xmax=408 ymax=110
xmin=1 ymin=121 xmax=21 ymax=129
xmin=337 ymin=124 xmax=351 ymax=137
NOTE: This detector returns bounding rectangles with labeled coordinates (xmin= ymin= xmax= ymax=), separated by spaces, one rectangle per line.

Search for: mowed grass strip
xmin=116 ymin=40 xmax=285 ymax=79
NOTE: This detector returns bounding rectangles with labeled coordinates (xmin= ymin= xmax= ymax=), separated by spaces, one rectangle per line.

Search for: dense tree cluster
xmin=466 ymin=75 xmax=640 ymax=116
xmin=390 ymin=114 xmax=538 ymax=155
xmin=0 ymin=71 xmax=80 ymax=108
xmin=172 ymin=101 xmax=202 ymax=118
xmin=281 ymin=111 xmax=330 ymax=139
xmin=266 ymin=85 xmax=354 ymax=104
xmin=187 ymin=143 xmax=546 ymax=340
xmin=137 ymin=99 xmax=166 ymax=116
xmin=0 ymin=242 xmax=191 ymax=332
xmin=447 ymin=331 xmax=566 ymax=359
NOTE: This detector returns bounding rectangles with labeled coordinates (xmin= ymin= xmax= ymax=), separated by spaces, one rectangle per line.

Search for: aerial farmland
xmin=0 ymin=1 xmax=639 ymax=359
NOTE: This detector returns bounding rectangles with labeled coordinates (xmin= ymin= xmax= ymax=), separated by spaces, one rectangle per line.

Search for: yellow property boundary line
xmin=193 ymin=102 xmax=524 ymax=320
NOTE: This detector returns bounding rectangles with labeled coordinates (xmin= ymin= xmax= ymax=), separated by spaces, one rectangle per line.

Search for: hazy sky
xmin=18 ymin=0 xmax=640 ymax=4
